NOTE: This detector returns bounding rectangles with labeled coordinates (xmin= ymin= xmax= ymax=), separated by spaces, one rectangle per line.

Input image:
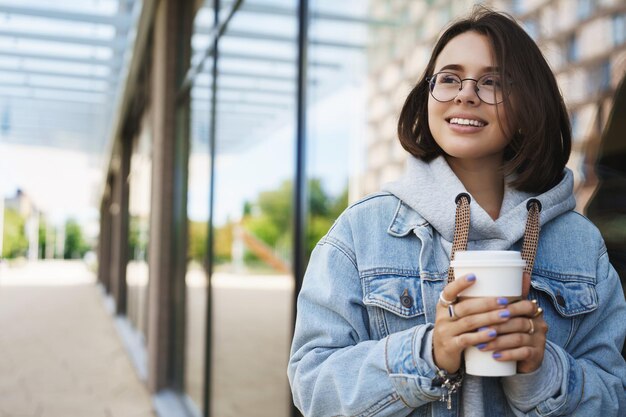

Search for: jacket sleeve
xmin=503 ymin=248 xmax=626 ymax=416
xmin=287 ymin=233 xmax=445 ymax=417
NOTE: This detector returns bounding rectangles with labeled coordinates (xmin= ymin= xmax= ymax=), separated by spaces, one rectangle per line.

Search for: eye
xmin=438 ymin=73 xmax=460 ymax=84
xmin=480 ymin=75 xmax=502 ymax=88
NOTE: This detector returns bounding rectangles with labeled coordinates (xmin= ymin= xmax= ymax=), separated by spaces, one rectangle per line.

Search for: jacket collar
xmin=387 ymin=200 xmax=428 ymax=237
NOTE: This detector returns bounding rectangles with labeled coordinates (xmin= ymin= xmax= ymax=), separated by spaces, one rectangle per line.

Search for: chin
xmin=443 ymin=149 xmax=506 ymax=163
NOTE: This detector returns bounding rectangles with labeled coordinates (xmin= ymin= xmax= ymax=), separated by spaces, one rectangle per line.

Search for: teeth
xmin=449 ymin=117 xmax=485 ymax=127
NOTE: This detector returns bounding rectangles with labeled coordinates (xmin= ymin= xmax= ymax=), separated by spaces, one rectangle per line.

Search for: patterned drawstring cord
xmin=521 ymin=199 xmax=542 ymax=275
xmin=448 ymin=194 xmax=542 ymax=282
xmin=447 ymin=193 xmax=471 ymax=284
xmin=441 ymin=194 xmax=542 ymax=410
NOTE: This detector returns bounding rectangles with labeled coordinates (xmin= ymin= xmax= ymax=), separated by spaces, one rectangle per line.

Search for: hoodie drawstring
xmin=448 ymin=193 xmax=471 ymax=283
xmin=521 ymin=199 xmax=542 ymax=275
xmin=448 ymin=194 xmax=542 ymax=284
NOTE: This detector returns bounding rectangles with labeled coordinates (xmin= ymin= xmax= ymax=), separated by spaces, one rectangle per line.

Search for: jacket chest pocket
xmin=361 ymin=273 xmax=425 ymax=339
xmin=530 ymin=272 xmax=598 ymax=347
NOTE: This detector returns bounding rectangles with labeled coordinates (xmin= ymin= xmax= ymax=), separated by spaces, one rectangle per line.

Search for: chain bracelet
xmin=434 ymin=368 xmax=463 ymax=410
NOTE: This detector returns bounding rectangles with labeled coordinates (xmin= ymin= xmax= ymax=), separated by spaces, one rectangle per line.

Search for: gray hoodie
xmin=383 ymin=155 xmax=577 ymax=416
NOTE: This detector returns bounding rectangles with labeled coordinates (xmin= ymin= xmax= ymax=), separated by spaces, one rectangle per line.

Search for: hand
xmin=478 ymin=300 xmax=548 ymax=373
xmin=432 ymin=274 xmax=512 ymax=373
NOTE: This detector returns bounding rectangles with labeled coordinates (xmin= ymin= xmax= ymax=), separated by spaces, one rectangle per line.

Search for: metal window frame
xmin=180 ymin=0 xmax=306 ymax=415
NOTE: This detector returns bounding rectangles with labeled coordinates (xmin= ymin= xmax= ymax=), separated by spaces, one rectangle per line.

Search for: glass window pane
xmin=126 ymin=115 xmax=152 ymax=345
xmin=305 ymin=1 xmax=376 ymax=257
xmin=209 ymin=3 xmax=296 ymax=417
xmin=184 ymin=6 xmax=214 ymax=411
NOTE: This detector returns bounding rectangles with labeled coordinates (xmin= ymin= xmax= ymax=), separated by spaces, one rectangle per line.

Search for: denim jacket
xmin=288 ymin=158 xmax=626 ymax=417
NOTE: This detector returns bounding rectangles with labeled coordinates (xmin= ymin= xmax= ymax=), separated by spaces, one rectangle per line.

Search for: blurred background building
xmin=0 ymin=0 xmax=624 ymax=417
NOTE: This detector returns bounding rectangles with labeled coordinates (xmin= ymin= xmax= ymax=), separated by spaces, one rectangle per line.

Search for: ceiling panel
xmin=0 ymin=0 xmax=139 ymax=154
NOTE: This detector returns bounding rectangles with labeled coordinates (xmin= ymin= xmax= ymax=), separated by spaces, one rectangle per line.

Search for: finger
xmin=489 ymin=317 xmax=535 ymax=336
xmin=472 ymin=327 xmax=498 ymax=350
xmin=479 ymin=332 xmax=532 ymax=352
xmin=452 ymin=296 xmax=509 ymax=318
xmin=453 ymin=327 xmax=498 ymax=350
xmin=505 ymin=299 xmax=539 ymax=318
xmin=492 ymin=346 xmax=535 ymax=362
xmin=450 ymin=307 xmax=512 ymax=334
xmin=439 ymin=273 xmax=476 ymax=307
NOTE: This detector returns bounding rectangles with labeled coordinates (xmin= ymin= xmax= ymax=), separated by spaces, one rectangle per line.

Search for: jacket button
xmin=400 ymin=289 xmax=413 ymax=308
xmin=556 ymin=294 xmax=566 ymax=307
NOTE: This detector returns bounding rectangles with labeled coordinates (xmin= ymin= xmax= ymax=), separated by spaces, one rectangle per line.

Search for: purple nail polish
xmin=488 ymin=330 xmax=497 ymax=337
xmin=478 ymin=327 xmax=489 ymax=332
xmin=466 ymin=274 xmax=476 ymax=282
xmin=493 ymin=352 xmax=502 ymax=359
xmin=477 ymin=343 xmax=487 ymax=350
xmin=497 ymin=297 xmax=509 ymax=305
xmin=499 ymin=310 xmax=510 ymax=318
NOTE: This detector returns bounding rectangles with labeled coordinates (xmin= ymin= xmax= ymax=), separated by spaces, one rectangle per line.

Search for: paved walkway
xmin=0 ymin=260 xmax=156 ymax=417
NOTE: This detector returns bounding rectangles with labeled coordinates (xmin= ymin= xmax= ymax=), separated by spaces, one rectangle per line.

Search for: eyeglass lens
xmin=429 ymin=72 xmax=504 ymax=104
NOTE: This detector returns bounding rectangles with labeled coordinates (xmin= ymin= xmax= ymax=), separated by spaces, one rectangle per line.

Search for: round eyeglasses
xmin=426 ymin=71 xmax=511 ymax=105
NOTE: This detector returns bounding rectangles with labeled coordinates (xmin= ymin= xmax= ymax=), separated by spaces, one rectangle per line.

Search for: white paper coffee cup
xmin=450 ymin=250 xmax=526 ymax=377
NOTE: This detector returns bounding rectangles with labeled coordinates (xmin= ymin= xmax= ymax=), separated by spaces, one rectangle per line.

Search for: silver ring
xmin=527 ymin=318 xmax=535 ymax=335
xmin=448 ymin=304 xmax=457 ymax=319
xmin=439 ymin=291 xmax=457 ymax=307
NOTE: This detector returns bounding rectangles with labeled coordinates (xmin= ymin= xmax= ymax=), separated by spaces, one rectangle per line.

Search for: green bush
xmin=2 ymin=208 xmax=28 ymax=259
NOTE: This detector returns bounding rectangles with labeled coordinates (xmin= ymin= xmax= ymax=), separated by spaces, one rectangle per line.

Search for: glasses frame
xmin=426 ymin=71 xmax=512 ymax=105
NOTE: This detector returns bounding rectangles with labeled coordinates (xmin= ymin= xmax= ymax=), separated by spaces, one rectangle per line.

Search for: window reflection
xmin=209 ymin=3 xmax=295 ymax=417
xmin=126 ymin=114 xmax=152 ymax=344
xmin=184 ymin=56 xmax=213 ymax=412
xmin=305 ymin=0 xmax=373 ymax=259
xmin=178 ymin=0 xmax=626 ymax=413
xmin=210 ymin=98 xmax=294 ymax=417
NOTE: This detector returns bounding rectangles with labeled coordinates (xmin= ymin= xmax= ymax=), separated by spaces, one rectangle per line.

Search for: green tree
xmin=244 ymin=214 xmax=281 ymax=247
xmin=64 ymin=219 xmax=89 ymax=259
xmin=307 ymin=216 xmax=334 ymax=255
xmin=128 ymin=216 xmax=149 ymax=261
xmin=255 ymin=180 xmax=294 ymax=236
xmin=214 ymin=221 xmax=234 ymax=263
xmin=330 ymin=185 xmax=349 ymax=219
xmin=38 ymin=217 xmax=47 ymax=258
xmin=246 ymin=178 xmax=333 ymax=243
xmin=2 ymin=208 xmax=28 ymax=258
xmin=243 ymin=178 xmax=349 ymax=264
xmin=188 ymin=220 xmax=208 ymax=262
xmin=309 ymin=178 xmax=330 ymax=217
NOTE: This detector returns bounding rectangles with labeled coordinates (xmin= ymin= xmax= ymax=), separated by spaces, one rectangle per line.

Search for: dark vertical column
xmin=294 ymin=0 xmax=308 ymax=319
xmin=108 ymin=172 xmax=121 ymax=308
xmin=109 ymin=139 xmax=131 ymax=315
xmin=170 ymin=0 xmax=194 ymax=393
xmin=146 ymin=0 xmax=191 ymax=393
xmin=203 ymin=1 xmax=220 ymax=414
xmin=291 ymin=1 xmax=308 ymax=417
xmin=98 ymin=182 xmax=113 ymax=293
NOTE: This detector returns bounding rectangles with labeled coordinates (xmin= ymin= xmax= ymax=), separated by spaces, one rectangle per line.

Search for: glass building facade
xmin=126 ymin=113 xmax=152 ymax=347
xmin=95 ymin=0 xmax=626 ymax=416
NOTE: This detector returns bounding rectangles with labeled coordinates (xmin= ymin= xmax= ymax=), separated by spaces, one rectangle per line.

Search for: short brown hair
xmin=397 ymin=6 xmax=571 ymax=193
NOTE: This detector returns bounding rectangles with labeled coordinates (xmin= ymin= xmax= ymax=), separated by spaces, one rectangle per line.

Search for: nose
xmin=454 ymin=80 xmax=480 ymax=106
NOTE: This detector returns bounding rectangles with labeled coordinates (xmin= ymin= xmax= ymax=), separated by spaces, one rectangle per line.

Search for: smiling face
xmin=427 ymin=31 xmax=513 ymax=166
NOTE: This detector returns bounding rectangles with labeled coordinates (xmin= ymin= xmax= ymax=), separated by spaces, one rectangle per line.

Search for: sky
xmin=0 ymin=81 xmax=365 ymax=243
xmin=188 ymin=82 xmax=366 ymax=227
xmin=0 ymin=142 xmax=102 ymax=238
xmin=0 ymin=0 xmax=369 ymax=243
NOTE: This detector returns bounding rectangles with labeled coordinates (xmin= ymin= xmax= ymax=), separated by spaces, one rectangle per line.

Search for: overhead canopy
xmin=0 ymin=0 xmax=139 ymax=154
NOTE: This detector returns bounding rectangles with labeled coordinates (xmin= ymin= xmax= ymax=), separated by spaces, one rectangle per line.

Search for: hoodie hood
xmin=382 ymin=156 xmax=576 ymax=250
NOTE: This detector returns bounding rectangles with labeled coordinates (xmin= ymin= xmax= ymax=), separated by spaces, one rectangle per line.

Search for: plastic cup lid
xmin=450 ymin=250 xmax=526 ymax=267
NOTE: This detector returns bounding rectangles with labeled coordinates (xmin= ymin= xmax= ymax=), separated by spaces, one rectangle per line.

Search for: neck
xmin=445 ymin=156 xmax=505 ymax=220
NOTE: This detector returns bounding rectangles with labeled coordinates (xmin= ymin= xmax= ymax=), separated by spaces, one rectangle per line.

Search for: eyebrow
xmin=437 ymin=64 xmax=499 ymax=73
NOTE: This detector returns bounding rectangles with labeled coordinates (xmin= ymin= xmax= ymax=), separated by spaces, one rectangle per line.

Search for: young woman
xmin=288 ymin=7 xmax=626 ymax=417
